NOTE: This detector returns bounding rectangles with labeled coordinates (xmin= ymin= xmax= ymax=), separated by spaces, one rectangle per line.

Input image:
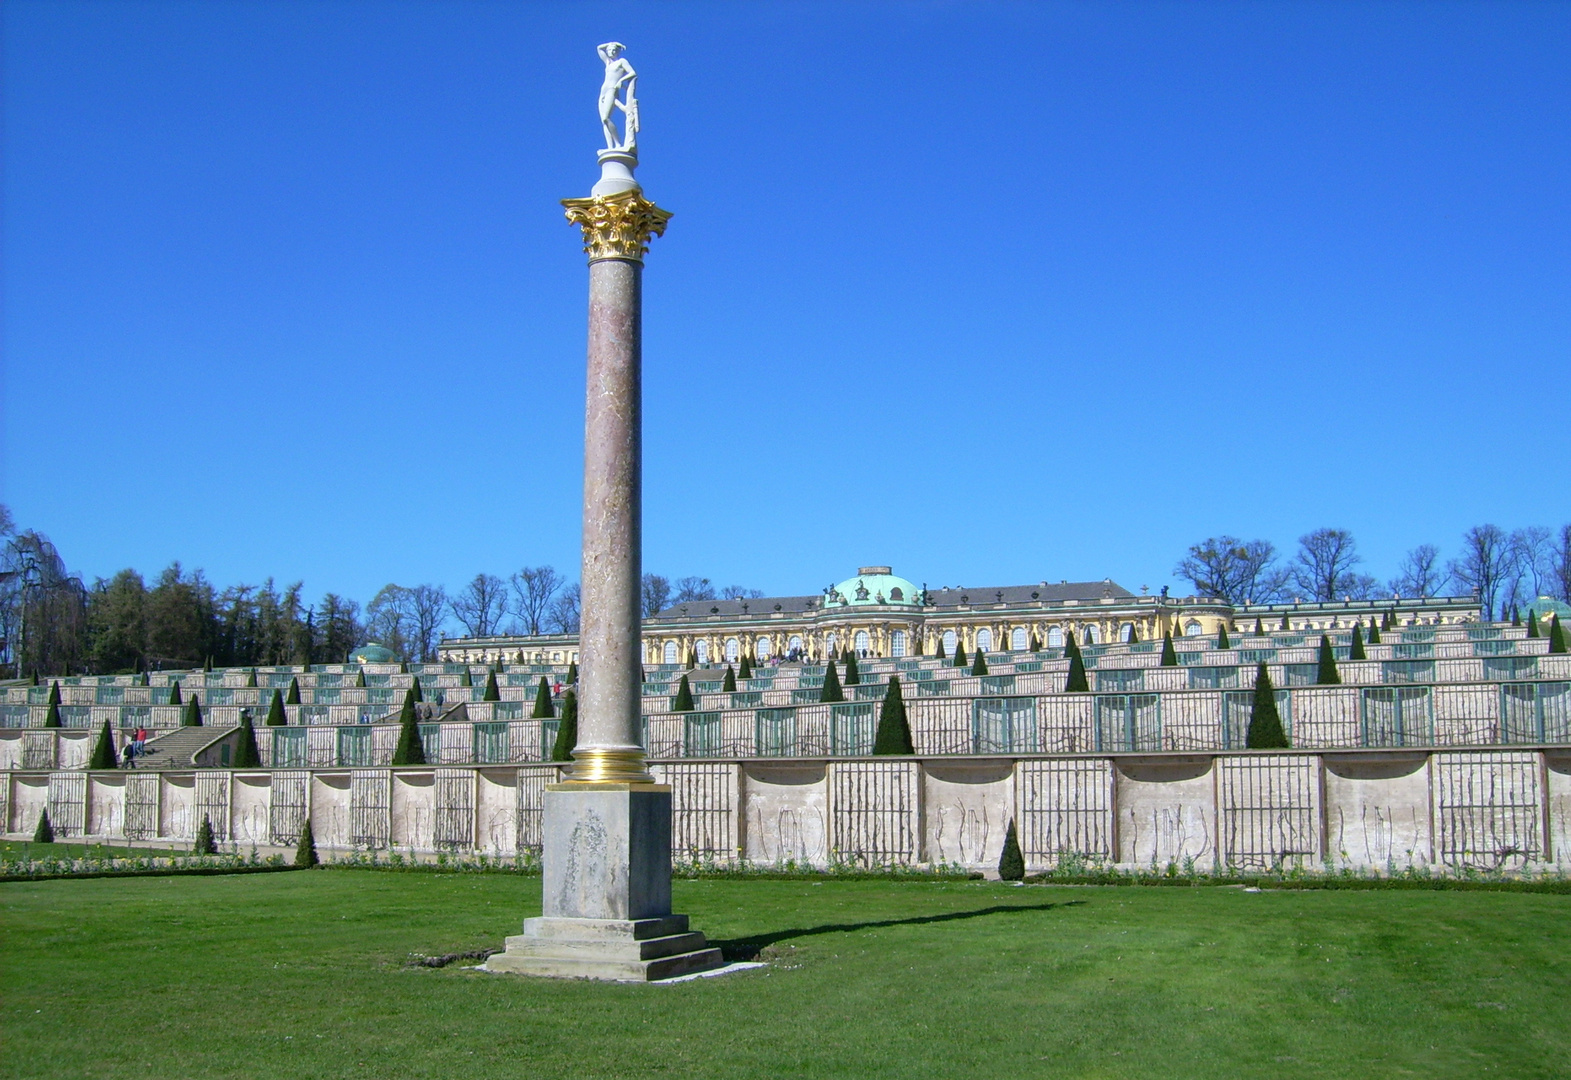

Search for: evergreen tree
xmin=482 ymin=670 xmax=501 ymax=702
xmin=193 ymin=813 xmax=218 ymax=855
xmin=391 ymin=700 xmax=425 ymax=765
xmin=1127 ymin=625 xmax=1139 ymax=644
xmin=722 ymin=665 xmax=737 ymax=693
xmin=970 ymin=649 xmax=988 ymax=676
xmin=408 ymin=677 xmax=423 ymax=704
xmin=531 ymin=677 xmax=554 ymax=719
xmin=1246 ymin=663 xmax=1289 ymax=748
xmin=550 ymin=689 xmax=579 ymax=763
xmin=169 ymin=679 xmax=182 ymax=706
xmin=738 ymin=654 xmax=752 ymax=680
xmin=935 ymin=637 xmax=946 ymax=660
xmin=88 ymin=720 xmax=118 ymax=769
xmin=998 ymin=819 xmax=1025 ymax=881
xmin=566 ymin=660 xmax=579 ymax=684
xmin=294 ymin=820 xmax=320 ymax=867
xmin=460 ymin=667 xmax=473 ymax=688
xmin=48 ymin=681 xmax=61 ymax=706
xmin=232 ymin=715 xmax=262 ymax=768
xmin=844 ymin=651 xmax=861 ymax=685
xmin=952 ymin=642 xmax=967 ymax=668
xmin=354 ymin=667 xmax=367 ymax=688
xmin=672 ymin=675 xmax=695 ymax=712
xmin=1254 ymin=617 xmax=1264 ymax=636
xmin=204 ymin=656 xmax=214 ymax=673
xmin=1159 ymin=631 xmax=1178 ymax=666
xmin=182 ymin=696 xmax=203 ymax=727
xmin=819 ymin=661 xmax=845 ymax=703
xmin=1368 ymin=620 xmax=1382 ymax=645
xmin=1029 ymin=633 xmax=1041 ymax=653
xmin=286 ymin=677 xmax=301 ymax=705
xmin=138 ymin=671 xmax=150 ymax=687
xmin=43 ymin=697 xmax=62 ymax=729
xmin=1510 ymin=605 xmax=1522 ymax=626
xmin=1281 ymin=614 xmax=1291 ymax=631
xmin=1549 ymin=614 xmax=1567 ymax=655
xmin=398 ymin=686 xmax=418 ymax=727
xmin=1064 ymin=648 xmax=1089 ymax=693
xmin=1217 ymin=624 xmax=1231 ymax=650
xmin=33 ymin=809 xmax=54 ymax=844
xmin=266 ymin=689 xmax=287 ymax=726
xmin=872 ymin=676 xmax=914 ymax=755
xmin=1526 ymin=610 xmax=1541 ymax=638
xmin=1349 ymin=623 xmax=1367 ymax=661
xmin=245 ymin=668 xmax=258 ymax=687
xmin=1315 ymin=634 xmax=1341 ymax=685
xmin=400 ymin=661 xmax=410 ymax=675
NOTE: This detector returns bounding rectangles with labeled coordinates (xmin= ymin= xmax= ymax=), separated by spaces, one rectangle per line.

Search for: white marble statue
xmin=597 ymin=42 xmax=638 ymax=152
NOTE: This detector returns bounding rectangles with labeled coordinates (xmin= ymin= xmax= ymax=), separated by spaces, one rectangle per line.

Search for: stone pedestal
xmin=484 ymin=786 xmax=722 ymax=982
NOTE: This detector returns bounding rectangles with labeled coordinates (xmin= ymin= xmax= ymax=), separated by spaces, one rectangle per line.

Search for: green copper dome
xmin=350 ymin=643 xmax=397 ymax=664
xmin=826 ymin=567 xmax=921 ymax=608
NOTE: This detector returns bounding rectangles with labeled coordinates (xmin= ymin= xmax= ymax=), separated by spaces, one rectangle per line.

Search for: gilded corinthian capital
xmin=561 ymin=188 xmax=672 ymax=264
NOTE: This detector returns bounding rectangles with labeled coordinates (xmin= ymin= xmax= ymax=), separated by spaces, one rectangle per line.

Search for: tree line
xmin=0 ymin=505 xmax=759 ymax=677
xmin=1175 ymin=524 xmax=1571 ymax=618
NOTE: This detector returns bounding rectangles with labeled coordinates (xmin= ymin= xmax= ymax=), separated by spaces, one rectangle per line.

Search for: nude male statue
xmin=597 ymin=42 xmax=638 ymax=152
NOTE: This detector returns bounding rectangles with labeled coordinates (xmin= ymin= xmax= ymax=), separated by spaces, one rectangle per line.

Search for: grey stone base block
xmin=483 ymin=915 xmax=724 ymax=983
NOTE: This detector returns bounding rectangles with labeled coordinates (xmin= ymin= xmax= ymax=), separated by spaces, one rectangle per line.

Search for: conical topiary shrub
xmin=245 ymin=668 xmax=258 ymax=688
xmin=551 ymin=689 xmax=578 ymax=763
xmin=182 ymin=696 xmax=203 ymax=727
xmin=935 ymin=637 xmax=946 ymax=660
xmin=1064 ymin=630 xmax=1089 ymax=693
xmin=33 ymin=809 xmax=54 ymax=844
xmin=1549 ymin=614 xmax=1567 ymax=655
xmin=204 ymin=656 xmax=213 ymax=673
xmin=286 ymin=677 xmax=301 ymax=705
xmin=232 ymin=715 xmax=262 ymax=768
xmin=43 ymin=696 xmax=62 ymax=729
xmin=672 ymin=675 xmax=695 ymax=712
xmin=398 ymin=685 xmax=418 ymax=727
xmin=193 ymin=813 xmax=217 ymax=855
xmin=1349 ymin=624 xmax=1367 ymax=661
xmin=1254 ymin=617 xmax=1264 ymax=636
xmin=843 ymin=652 xmax=861 ymax=686
xmin=266 ymin=689 xmax=287 ymax=726
xmin=1246 ymin=663 xmax=1289 ymax=748
xmin=1316 ymin=634 xmax=1341 ymax=685
xmin=738 ymin=654 xmax=752 ymax=680
xmin=1029 ymin=634 xmax=1041 ymax=653
xmin=482 ymin=669 xmax=501 ymax=701
xmin=872 ymin=676 xmax=913 ymax=755
xmin=460 ymin=667 xmax=473 ymax=688
xmin=400 ymin=661 xmax=410 ymax=675
xmin=952 ymin=642 xmax=967 ymax=669
xmin=1510 ymin=605 xmax=1522 ymax=626
xmin=294 ymin=819 xmax=319 ymax=867
xmin=355 ymin=667 xmax=367 ymax=688
xmin=48 ymin=680 xmax=61 ymax=706
xmin=722 ymin=665 xmax=737 ymax=693
xmin=970 ymin=649 xmax=988 ymax=676
xmin=391 ymin=700 xmax=425 ymax=765
xmin=1217 ymin=624 xmax=1230 ymax=650
xmin=819 ymin=661 xmax=845 ymax=704
xmin=1126 ymin=625 xmax=1139 ymax=645
xmin=1527 ymin=610 xmax=1541 ymax=638
xmin=88 ymin=720 xmax=118 ymax=769
xmin=1281 ymin=614 xmax=1291 ymax=631
xmin=1368 ymin=620 xmax=1382 ymax=645
xmin=531 ymin=677 xmax=554 ymax=719
xmin=408 ymin=676 xmax=423 ymax=703
xmin=566 ymin=660 xmax=579 ymax=684
xmin=998 ymin=819 xmax=1025 ymax=881
xmin=1159 ymin=631 xmax=1178 ymax=667
xmin=169 ymin=679 xmax=182 ymax=706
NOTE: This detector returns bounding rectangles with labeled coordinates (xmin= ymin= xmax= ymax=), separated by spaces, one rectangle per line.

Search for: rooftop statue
xmin=597 ymin=41 xmax=638 ymax=152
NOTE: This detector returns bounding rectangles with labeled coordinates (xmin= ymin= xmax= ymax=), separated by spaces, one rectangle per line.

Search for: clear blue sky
xmin=3 ymin=1 xmax=1568 ymax=608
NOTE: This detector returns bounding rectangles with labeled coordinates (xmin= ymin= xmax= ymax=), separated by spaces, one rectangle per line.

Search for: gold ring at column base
xmin=562 ymin=747 xmax=655 ymax=784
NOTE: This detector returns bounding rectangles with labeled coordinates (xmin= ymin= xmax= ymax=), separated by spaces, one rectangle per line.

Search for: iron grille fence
xmin=1434 ymin=751 xmax=1541 ymax=869
xmin=47 ymin=772 xmax=86 ymax=838
xmin=830 ymin=761 xmax=919 ymax=866
xmin=973 ymin=697 xmax=1038 ymax=753
xmin=1363 ymin=687 xmax=1434 ymax=746
xmin=269 ymin=771 xmax=308 ymax=846
xmin=515 ymin=766 xmax=552 ymax=854
xmin=195 ymin=773 xmax=230 ymax=842
xmin=434 ymin=769 xmax=474 ymax=850
xmin=1500 ymin=682 xmax=1571 ymax=743
xmin=663 ymin=762 xmax=734 ymax=861
xmin=1219 ymin=755 xmax=1319 ymax=870
xmin=125 ymin=772 xmax=160 ymax=840
xmin=1018 ymin=758 xmax=1114 ymax=866
xmin=349 ymin=770 xmax=390 ymax=848
xmin=830 ymin=703 xmax=875 ymax=755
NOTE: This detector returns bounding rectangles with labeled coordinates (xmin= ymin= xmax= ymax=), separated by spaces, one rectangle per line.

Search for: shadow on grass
xmin=713 ymin=900 xmax=1085 ymax=961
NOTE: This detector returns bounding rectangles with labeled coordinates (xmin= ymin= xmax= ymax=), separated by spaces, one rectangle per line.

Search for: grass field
xmin=3 ymin=870 xmax=1568 ymax=1079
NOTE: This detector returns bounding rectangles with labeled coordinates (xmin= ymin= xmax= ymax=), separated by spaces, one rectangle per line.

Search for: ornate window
xmin=1083 ymin=625 xmax=1099 ymax=645
xmin=725 ymin=638 xmax=740 ymax=662
xmin=662 ymin=641 xmax=678 ymax=664
xmin=788 ymin=635 xmax=803 ymax=653
xmin=825 ymin=632 xmax=838 ymax=654
xmin=976 ymin=628 xmax=992 ymax=652
xmin=942 ymin=629 xmax=957 ymax=654
xmin=1047 ymin=626 xmax=1064 ymax=648
xmin=756 ymin=636 xmax=772 ymax=660
xmin=854 ymin=630 xmax=870 ymax=653
xmin=1120 ymin=623 xmax=1135 ymax=642
xmin=1011 ymin=627 xmax=1028 ymax=651
xmin=1184 ymin=620 xmax=1203 ymax=637
xmin=891 ymin=630 xmax=907 ymax=657
xmin=694 ymin=640 xmax=709 ymax=664
xmin=890 ymin=587 xmax=904 ymax=601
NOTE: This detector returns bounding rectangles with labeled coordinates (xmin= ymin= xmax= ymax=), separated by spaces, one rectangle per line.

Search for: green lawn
xmin=2 ymin=871 xmax=1567 ymax=1079
xmin=0 ymin=840 xmax=186 ymax=861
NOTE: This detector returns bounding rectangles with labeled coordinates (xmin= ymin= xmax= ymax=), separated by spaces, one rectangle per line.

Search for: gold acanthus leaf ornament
xmin=561 ymin=188 xmax=672 ymax=263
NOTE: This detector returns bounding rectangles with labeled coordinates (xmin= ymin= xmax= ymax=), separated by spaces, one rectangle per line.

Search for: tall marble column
xmin=484 ymin=109 xmax=722 ymax=983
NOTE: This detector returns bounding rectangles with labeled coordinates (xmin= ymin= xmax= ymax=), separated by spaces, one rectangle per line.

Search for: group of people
xmin=119 ymin=726 xmax=149 ymax=768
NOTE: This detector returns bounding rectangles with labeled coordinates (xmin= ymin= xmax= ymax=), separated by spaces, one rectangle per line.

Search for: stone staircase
xmin=133 ymin=726 xmax=234 ymax=770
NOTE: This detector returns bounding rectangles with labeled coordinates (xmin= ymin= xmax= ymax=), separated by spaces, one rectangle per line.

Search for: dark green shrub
xmin=169 ymin=679 xmax=182 ymax=706
xmin=952 ymin=642 xmax=967 ymax=668
xmin=1028 ymin=634 xmax=1041 ymax=653
xmin=1281 ymin=614 xmax=1291 ymax=631
xmin=400 ymin=661 xmax=410 ymax=674
xmin=1349 ymin=623 xmax=1366 ymax=661
xmin=1160 ymin=631 xmax=1178 ymax=666
xmin=193 ymin=813 xmax=218 ymax=855
xmin=1316 ymin=634 xmax=1341 ymax=685
xmin=998 ymin=820 xmax=1025 ymax=881
xmin=47 ymin=681 xmax=61 ymax=706
xmin=286 ymin=677 xmax=301 ymax=705
xmin=1217 ymin=625 xmax=1230 ymax=650
xmin=354 ymin=667 xmax=367 ymax=688
xmin=33 ymin=809 xmax=54 ymax=844
xmin=722 ymin=665 xmax=737 ymax=693
xmin=204 ymin=656 xmax=213 ymax=673
xmin=43 ymin=698 xmax=62 ymax=728
xmin=1510 ymin=605 xmax=1522 ymax=626
xmin=1246 ymin=663 xmax=1289 ymax=748
xmin=872 ymin=677 xmax=914 ymax=755
xmin=1368 ymin=621 xmax=1382 ymax=645
xmin=232 ymin=715 xmax=262 ymax=768
xmin=182 ymin=696 xmax=203 ymax=727
xmin=1064 ymin=634 xmax=1089 ymax=692
xmin=550 ymin=690 xmax=578 ymax=763
xmin=844 ymin=652 xmax=861 ymax=685
xmin=935 ymin=637 xmax=946 ymax=660
xmin=460 ymin=667 xmax=473 ymax=688
xmin=566 ymin=660 xmax=579 ymax=684
xmin=1253 ymin=617 xmax=1264 ymax=635
xmin=738 ymin=654 xmax=752 ymax=680
xmin=295 ymin=820 xmax=319 ymax=867
xmin=970 ymin=649 xmax=988 ymax=676
xmin=819 ymin=661 xmax=845 ymax=704
xmin=245 ymin=669 xmax=258 ymax=687
xmin=482 ymin=670 xmax=501 ymax=701
xmin=672 ymin=675 xmax=696 ymax=712
xmin=88 ymin=720 xmax=118 ymax=769
xmin=531 ymin=677 xmax=554 ymax=719
xmin=1126 ymin=625 xmax=1139 ymax=645
xmin=1526 ymin=610 xmax=1540 ymax=638
xmin=1550 ymin=614 xmax=1567 ymax=655
xmin=409 ymin=677 xmax=423 ymax=704
xmin=392 ymin=701 xmax=426 ymax=765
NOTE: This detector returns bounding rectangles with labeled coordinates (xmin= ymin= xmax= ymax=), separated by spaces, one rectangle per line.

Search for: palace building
xmin=436 ymin=566 xmax=1480 ymax=667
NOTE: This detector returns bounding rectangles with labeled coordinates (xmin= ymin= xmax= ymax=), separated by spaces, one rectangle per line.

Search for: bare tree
xmin=1554 ymin=525 xmax=1571 ymax=604
xmin=404 ymin=584 xmax=450 ymax=662
xmin=1389 ymin=544 xmax=1445 ymax=598
xmin=451 ymin=573 xmax=508 ymax=637
xmin=549 ymin=582 xmax=582 ymax=634
xmin=365 ymin=585 xmax=414 ymax=659
xmin=672 ymin=576 xmax=716 ymax=603
xmin=1291 ymin=528 xmax=1377 ymax=601
xmin=720 ymin=585 xmax=764 ymax=600
xmin=1447 ymin=524 xmax=1514 ymax=618
xmin=1173 ymin=537 xmax=1286 ymax=605
xmin=1510 ymin=526 xmax=1554 ymax=605
xmin=641 ymin=573 xmax=671 ymax=618
xmin=509 ymin=566 xmax=562 ymax=635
